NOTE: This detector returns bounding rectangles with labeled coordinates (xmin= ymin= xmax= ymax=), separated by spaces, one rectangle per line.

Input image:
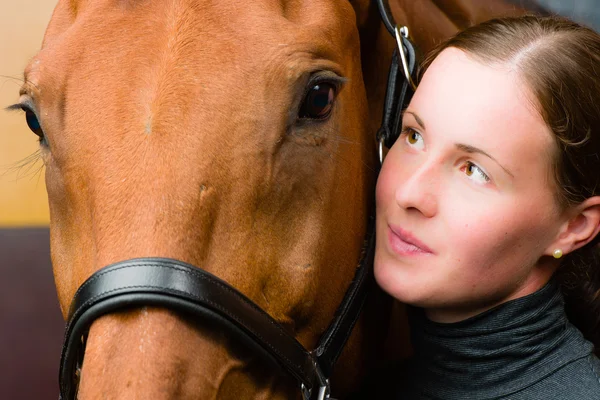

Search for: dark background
xmin=1 ymin=229 xmax=64 ymax=400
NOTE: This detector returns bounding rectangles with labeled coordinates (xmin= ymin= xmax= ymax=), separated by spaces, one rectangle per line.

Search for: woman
xmin=375 ymin=15 xmax=600 ymax=399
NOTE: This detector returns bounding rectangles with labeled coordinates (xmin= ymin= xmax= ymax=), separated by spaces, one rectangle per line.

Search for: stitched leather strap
xmin=59 ymin=258 xmax=330 ymax=400
xmin=60 ymin=221 xmax=375 ymax=400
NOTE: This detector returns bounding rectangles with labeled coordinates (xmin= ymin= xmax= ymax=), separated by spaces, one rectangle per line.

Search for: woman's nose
xmin=394 ymin=161 xmax=438 ymax=218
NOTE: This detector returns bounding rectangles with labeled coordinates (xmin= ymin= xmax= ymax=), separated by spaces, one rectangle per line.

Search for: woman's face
xmin=375 ymin=48 xmax=564 ymax=322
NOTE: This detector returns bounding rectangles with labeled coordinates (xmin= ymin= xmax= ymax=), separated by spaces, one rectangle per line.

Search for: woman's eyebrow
xmin=455 ymin=143 xmax=514 ymax=178
xmin=404 ymin=111 xmax=426 ymax=129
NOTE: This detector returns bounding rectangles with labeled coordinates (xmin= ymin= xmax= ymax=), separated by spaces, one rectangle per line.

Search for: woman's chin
xmin=374 ymin=257 xmax=431 ymax=305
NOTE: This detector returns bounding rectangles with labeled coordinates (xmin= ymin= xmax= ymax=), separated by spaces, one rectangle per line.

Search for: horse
xmin=15 ymin=0 xmax=536 ymax=398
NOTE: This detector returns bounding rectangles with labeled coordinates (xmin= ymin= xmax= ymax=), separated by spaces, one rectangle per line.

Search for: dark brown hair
xmin=418 ymin=15 xmax=600 ymax=352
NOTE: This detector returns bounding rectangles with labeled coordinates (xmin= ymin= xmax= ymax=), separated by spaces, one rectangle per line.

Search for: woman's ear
xmin=547 ymin=196 xmax=600 ymax=256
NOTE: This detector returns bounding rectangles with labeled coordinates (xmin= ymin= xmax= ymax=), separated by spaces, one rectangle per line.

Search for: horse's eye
xmin=299 ymin=82 xmax=337 ymax=120
xmin=25 ymin=109 xmax=44 ymax=140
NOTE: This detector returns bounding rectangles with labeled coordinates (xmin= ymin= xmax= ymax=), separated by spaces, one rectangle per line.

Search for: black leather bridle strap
xmin=377 ymin=0 xmax=396 ymax=36
xmin=60 ymin=258 xmax=327 ymax=400
xmin=313 ymin=232 xmax=375 ymax=377
xmin=375 ymin=0 xmax=418 ymax=149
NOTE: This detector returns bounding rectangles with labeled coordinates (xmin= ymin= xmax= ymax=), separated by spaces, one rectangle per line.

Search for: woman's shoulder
xmin=507 ymin=353 xmax=600 ymax=399
xmin=348 ymin=354 xmax=600 ymax=399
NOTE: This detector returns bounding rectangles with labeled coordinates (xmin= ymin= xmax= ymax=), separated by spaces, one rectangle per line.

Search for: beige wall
xmin=0 ymin=1 xmax=56 ymax=226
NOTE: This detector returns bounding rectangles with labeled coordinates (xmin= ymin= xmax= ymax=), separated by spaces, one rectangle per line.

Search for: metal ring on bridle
xmin=301 ymin=380 xmax=331 ymax=400
xmin=378 ymin=136 xmax=384 ymax=165
xmin=395 ymin=26 xmax=417 ymax=91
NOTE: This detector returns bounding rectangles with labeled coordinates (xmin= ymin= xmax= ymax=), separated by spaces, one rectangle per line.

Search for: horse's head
xmin=21 ymin=0 xmax=385 ymax=398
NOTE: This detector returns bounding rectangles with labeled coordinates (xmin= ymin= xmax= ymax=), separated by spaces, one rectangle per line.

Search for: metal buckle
xmin=301 ymin=381 xmax=331 ymax=400
xmin=300 ymin=358 xmax=331 ymax=400
xmin=394 ymin=25 xmax=417 ymax=91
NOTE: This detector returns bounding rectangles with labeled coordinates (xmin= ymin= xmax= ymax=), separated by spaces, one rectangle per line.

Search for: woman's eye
xmin=403 ymin=128 xmax=424 ymax=150
xmin=463 ymin=161 xmax=490 ymax=184
xmin=299 ymin=82 xmax=337 ymax=120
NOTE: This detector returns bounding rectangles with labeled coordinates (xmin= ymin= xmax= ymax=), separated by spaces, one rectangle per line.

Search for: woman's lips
xmin=387 ymin=224 xmax=434 ymax=256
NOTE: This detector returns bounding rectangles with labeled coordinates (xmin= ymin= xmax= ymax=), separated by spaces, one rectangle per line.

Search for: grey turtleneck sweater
xmin=351 ymin=281 xmax=600 ymax=399
xmin=392 ymin=280 xmax=600 ymax=399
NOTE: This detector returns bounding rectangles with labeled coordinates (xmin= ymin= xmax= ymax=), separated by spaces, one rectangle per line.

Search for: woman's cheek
xmin=376 ymin=167 xmax=392 ymax=209
xmin=377 ymin=156 xmax=403 ymax=203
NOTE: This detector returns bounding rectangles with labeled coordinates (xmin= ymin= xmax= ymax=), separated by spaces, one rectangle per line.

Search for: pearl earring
xmin=553 ymin=249 xmax=563 ymax=259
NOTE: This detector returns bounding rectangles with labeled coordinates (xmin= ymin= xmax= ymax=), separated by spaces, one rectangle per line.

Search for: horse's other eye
xmin=299 ymin=82 xmax=337 ymax=120
xmin=6 ymin=102 xmax=47 ymax=145
xmin=25 ymin=109 xmax=44 ymax=139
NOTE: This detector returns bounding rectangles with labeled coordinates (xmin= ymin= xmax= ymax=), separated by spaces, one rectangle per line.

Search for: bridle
xmin=58 ymin=2 xmax=417 ymax=399
xmin=375 ymin=0 xmax=418 ymax=162
xmin=57 ymin=2 xmax=417 ymax=399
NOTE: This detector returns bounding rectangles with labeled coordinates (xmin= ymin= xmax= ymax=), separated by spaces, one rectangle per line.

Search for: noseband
xmin=58 ymin=2 xmax=417 ymax=399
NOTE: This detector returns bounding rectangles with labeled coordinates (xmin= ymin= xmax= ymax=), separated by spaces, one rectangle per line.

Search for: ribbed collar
xmin=405 ymin=280 xmax=593 ymax=399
